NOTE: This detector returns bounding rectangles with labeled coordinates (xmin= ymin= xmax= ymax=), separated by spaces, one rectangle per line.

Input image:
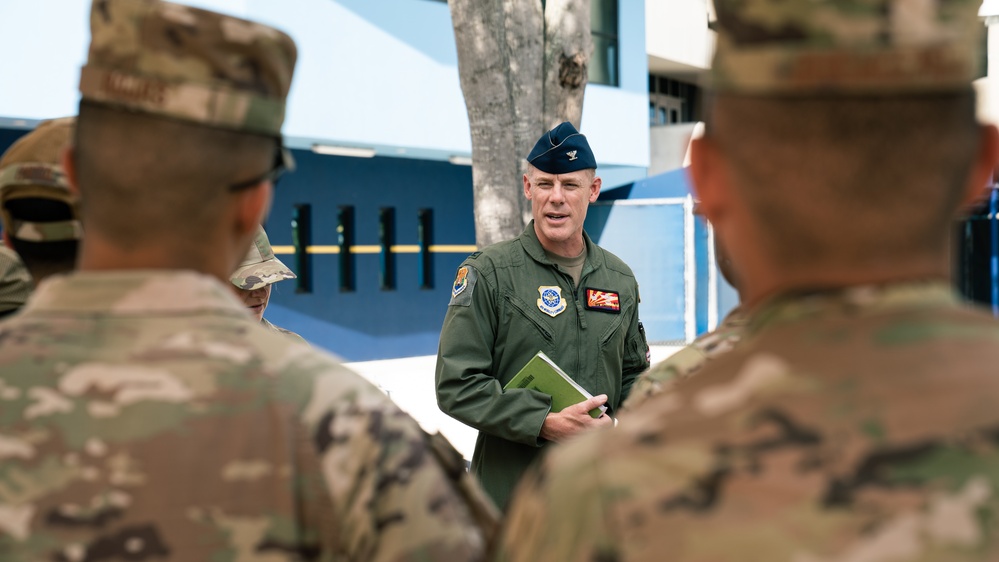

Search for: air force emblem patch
xmin=537 ymin=285 xmax=566 ymax=317
xmin=449 ymin=266 xmax=477 ymax=306
xmin=566 ymin=150 xmax=578 ymax=161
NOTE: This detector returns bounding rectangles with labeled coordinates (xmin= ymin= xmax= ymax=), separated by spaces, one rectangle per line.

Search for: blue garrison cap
xmin=527 ymin=122 xmax=597 ymax=174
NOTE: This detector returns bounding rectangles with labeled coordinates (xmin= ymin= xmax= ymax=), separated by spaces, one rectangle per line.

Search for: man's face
xmin=232 ymin=284 xmax=271 ymax=322
xmin=694 ymin=201 xmax=740 ymax=291
xmin=524 ymin=167 xmax=601 ymax=255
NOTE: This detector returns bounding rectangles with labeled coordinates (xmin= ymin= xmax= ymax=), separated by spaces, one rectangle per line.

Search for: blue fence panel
xmin=586 ymin=202 xmax=687 ymax=344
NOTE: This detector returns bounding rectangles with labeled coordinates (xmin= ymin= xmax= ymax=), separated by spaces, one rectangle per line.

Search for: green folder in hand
xmin=503 ymin=351 xmax=606 ymax=418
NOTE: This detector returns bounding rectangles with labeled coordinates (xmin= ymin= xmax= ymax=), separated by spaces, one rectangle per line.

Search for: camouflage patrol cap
xmin=230 ymin=226 xmax=296 ymax=291
xmin=0 ymin=118 xmax=82 ymax=243
xmin=79 ymin=0 xmax=297 ymax=135
xmin=711 ymin=0 xmax=984 ymax=94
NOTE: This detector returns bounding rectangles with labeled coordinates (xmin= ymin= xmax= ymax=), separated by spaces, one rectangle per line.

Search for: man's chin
xmin=539 ymin=226 xmax=571 ymax=242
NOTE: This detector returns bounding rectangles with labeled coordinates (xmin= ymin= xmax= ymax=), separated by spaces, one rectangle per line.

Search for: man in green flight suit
xmin=436 ymin=121 xmax=650 ymax=510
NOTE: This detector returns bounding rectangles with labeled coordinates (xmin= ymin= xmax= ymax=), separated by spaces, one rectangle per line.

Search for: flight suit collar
xmin=520 ymin=220 xmax=603 ymax=271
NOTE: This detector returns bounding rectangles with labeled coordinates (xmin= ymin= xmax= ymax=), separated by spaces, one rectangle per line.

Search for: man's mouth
xmin=546 ymin=213 xmax=568 ymax=221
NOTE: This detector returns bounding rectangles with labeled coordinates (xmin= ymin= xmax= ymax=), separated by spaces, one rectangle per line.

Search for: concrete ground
xmin=344 ymin=345 xmax=682 ymax=460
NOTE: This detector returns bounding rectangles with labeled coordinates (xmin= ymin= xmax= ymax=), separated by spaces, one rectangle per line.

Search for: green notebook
xmin=503 ymin=351 xmax=606 ymax=418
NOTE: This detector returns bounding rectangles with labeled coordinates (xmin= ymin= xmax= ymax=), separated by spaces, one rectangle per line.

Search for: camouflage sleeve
xmin=495 ymin=443 xmax=618 ymax=562
xmin=621 ymin=345 xmax=706 ymax=412
xmin=620 ymin=367 xmax=661 ymax=412
xmin=303 ymin=371 xmax=492 ymax=562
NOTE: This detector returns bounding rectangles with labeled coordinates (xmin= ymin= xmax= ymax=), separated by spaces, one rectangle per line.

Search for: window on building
xmin=590 ymin=0 xmax=619 ymax=86
xmin=648 ymin=75 xmax=700 ymax=126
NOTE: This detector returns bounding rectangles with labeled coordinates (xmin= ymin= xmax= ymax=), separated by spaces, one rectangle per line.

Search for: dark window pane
xmin=591 ymin=0 xmax=617 ymax=35
xmin=589 ymin=34 xmax=618 ymax=86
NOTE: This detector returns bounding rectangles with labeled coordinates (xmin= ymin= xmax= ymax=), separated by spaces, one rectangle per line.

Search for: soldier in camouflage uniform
xmin=0 ymin=1 xmax=496 ymax=560
xmin=623 ymin=201 xmax=746 ymax=411
xmin=0 ymin=117 xmax=82 ymax=291
xmin=498 ymin=1 xmax=999 ymax=561
xmin=230 ymin=225 xmax=307 ymax=345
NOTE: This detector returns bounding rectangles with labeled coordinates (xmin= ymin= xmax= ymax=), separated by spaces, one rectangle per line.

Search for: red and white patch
xmin=585 ymin=288 xmax=620 ymax=313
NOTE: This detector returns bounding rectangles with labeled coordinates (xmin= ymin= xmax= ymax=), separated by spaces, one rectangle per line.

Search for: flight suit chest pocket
xmin=594 ymin=297 xmax=633 ymax=348
xmin=502 ymin=291 xmax=554 ymax=344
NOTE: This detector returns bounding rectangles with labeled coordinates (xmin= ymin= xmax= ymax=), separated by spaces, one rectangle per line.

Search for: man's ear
xmin=523 ymin=173 xmax=533 ymax=200
xmin=589 ymin=176 xmax=602 ymax=203
xmin=687 ymin=136 xmax=730 ymax=226
xmin=61 ymin=145 xmax=80 ymax=197
xmin=960 ymin=123 xmax=999 ymax=211
xmin=233 ymin=181 xmax=273 ymax=239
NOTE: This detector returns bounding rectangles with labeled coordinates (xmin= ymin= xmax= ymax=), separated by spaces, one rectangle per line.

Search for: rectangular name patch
xmin=585 ymin=288 xmax=620 ymax=313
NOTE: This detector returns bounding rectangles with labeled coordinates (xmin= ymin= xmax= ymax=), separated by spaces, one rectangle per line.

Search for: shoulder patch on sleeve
xmin=449 ymin=266 xmax=478 ymax=306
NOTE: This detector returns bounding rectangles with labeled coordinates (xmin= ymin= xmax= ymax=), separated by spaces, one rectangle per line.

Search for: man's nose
xmin=550 ymin=183 xmax=566 ymax=203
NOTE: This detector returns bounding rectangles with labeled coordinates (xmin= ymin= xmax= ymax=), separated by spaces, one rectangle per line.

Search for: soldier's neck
xmin=77 ymin=231 xmax=232 ymax=283
xmin=741 ymin=256 xmax=951 ymax=311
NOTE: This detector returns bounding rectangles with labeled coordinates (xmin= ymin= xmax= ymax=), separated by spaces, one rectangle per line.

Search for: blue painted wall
xmin=263 ymin=148 xmax=476 ymax=360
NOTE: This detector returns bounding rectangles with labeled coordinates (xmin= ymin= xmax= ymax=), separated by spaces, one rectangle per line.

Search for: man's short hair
xmin=74 ymin=102 xmax=277 ymax=249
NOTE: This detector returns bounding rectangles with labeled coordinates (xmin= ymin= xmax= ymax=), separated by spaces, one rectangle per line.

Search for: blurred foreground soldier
xmin=499 ymin=1 xmax=999 ymax=561
xmin=0 ymin=117 xmax=81 ymax=290
xmin=623 ymin=201 xmax=745 ymax=411
xmin=0 ymin=246 xmax=31 ymax=318
xmin=0 ymin=1 xmax=495 ymax=560
xmin=436 ymin=121 xmax=650 ymax=510
xmin=230 ymin=225 xmax=307 ymax=344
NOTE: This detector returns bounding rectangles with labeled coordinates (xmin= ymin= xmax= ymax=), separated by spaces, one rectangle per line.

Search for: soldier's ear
xmin=961 ymin=124 xmax=999 ymax=210
xmin=688 ymin=136 xmax=730 ymax=226
xmin=236 ymin=181 xmax=272 ymax=238
xmin=229 ymin=180 xmax=272 ymax=250
xmin=61 ymin=145 xmax=79 ymax=197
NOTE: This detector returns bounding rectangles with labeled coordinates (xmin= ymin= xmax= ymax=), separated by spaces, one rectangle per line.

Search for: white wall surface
xmin=646 ymin=0 xmax=712 ymax=70
xmin=0 ymin=0 xmax=650 ymax=170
